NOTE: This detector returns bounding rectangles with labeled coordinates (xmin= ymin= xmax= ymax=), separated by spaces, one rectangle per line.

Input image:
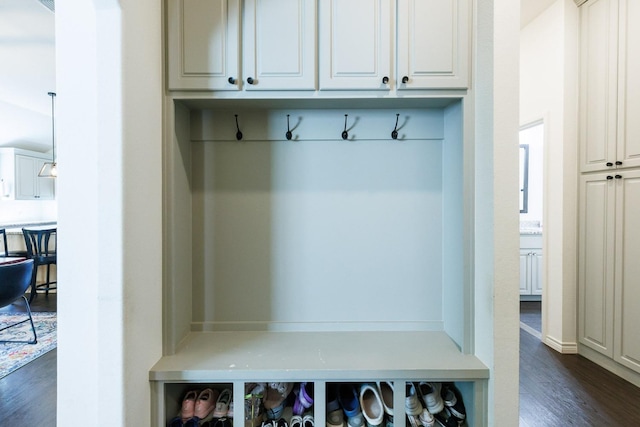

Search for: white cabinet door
xmin=319 ymin=0 xmax=392 ymax=90
xmin=14 ymin=155 xmax=54 ymax=200
xmin=397 ymin=0 xmax=470 ymax=89
xmin=616 ymin=0 xmax=640 ymax=170
xmin=579 ymin=0 xmax=640 ymax=172
xmin=15 ymin=155 xmax=37 ymax=199
xmin=519 ymin=249 xmax=543 ymax=296
xmin=531 ymin=251 xmax=543 ymax=295
xmin=243 ymin=0 xmax=316 ymax=90
xmin=519 ymin=251 xmax=531 ymax=295
xmin=614 ymin=169 xmax=640 ymax=373
xmin=579 ymin=0 xmax=619 ymax=172
xmin=578 ymin=172 xmax=616 ymax=358
xmin=167 ymin=0 xmax=240 ymax=90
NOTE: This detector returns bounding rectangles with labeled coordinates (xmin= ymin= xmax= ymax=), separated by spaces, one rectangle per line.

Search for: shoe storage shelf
xmin=155 ymin=99 xmax=489 ymax=426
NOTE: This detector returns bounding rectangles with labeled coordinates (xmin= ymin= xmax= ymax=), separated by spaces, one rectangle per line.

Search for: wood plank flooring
xmin=2 ymin=298 xmax=640 ymax=426
xmin=0 ymin=294 xmax=56 ymax=426
xmin=519 ymin=301 xmax=640 ymax=426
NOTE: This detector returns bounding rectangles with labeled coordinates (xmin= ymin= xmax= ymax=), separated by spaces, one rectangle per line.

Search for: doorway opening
xmin=519 ymin=120 xmax=544 ymax=337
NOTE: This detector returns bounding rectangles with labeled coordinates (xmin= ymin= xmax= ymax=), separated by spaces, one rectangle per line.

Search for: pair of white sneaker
xmin=405 ymin=382 xmax=443 ymax=427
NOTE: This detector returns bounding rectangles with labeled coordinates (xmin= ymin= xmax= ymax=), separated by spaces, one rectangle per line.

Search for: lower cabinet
xmin=519 ymin=234 xmax=542 ymax=298
xmin=578 ymin=170 xmax=640 ymax=375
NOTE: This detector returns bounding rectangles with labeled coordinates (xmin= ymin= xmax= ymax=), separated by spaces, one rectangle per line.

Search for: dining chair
xmin=22 ymin=227 xmax=57 ymax=303
xmin=0 ymin=259 xmax=37 ymax=344
xmin=0 ymin=228 xmax=7 ymax=257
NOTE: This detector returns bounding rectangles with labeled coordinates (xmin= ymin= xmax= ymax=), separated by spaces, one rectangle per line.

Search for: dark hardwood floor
xmin=520 ymin=300 xmax=542 ymax=332
xmin=519 ymin=301 xmax=640 ymax=426
xmin=0 ymin=293 xmax=56 ymax=426
xmin=2 ymin=298 xmax=640 ymax=426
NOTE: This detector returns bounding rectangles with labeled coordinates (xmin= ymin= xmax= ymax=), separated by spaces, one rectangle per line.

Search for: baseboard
xmin=544 ymin=335 xmax=578 ymax=354
xmin=579 ymin=344 xmax=640 ymax=388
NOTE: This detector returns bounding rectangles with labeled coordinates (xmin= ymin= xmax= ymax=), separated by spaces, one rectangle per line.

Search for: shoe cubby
xmin=153 ymin=100 xmax=489 ymax=425
xmin=162 ymin=382 xmax=234 ymax=427
xmin=244 ymin=382 xmax=315 ymax=427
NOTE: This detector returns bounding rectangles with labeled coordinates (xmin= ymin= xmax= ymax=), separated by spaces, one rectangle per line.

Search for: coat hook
xmin=286 ymin=114 xmax=292 ymax=140
xmin=342 ymin=114 xmax=349 ymax=140
xmin=235 ymin=114 xmax=243 ymax=140
xmin=391 ymin=113 xmax=400 ymax=140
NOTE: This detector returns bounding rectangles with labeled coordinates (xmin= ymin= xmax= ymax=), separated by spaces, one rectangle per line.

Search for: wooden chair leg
xmin=45 ymin=264 xmax=51 ymax=296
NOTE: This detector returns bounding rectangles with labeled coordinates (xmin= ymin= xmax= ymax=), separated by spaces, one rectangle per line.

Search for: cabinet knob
xmin=247 ymin=77 xmax=255 ymax=85
xmin=616 ymin=161 xmax=623 ymax=165
xmin=606 ymin=162 xmax=614 ymax=167
xmin=382 ymin=76 xmax=389 ymax=85
xmin=402 ymin=76 xmax=409 ymax=84
xmin=615 ymin=174 xmax=622 ymax=179
xmin=228 ymin=77 xmax=236 ymax=85
xmin=607 ymin=175 xmax=614 ymax=180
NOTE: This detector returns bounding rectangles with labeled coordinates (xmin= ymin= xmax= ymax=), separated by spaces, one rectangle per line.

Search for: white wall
xmin=475 ymin=0 xmax=521 ymax=425
xmin=0 ymin=199 xmax=56 ymax=224
xmin=519 ymin=0 xmax=579 ymax=352
xmin=0 ymin=0 xmax=56 ymax=151
xmin=56 ymin=0 xmax=162 ymax=425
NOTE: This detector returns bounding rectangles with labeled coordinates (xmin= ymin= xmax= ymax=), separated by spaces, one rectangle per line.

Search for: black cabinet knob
xmin=615 ymin=174 xmax=623 ymax=179
xmin=607 ymin=175 xmax=614 ymax=180
xmin=228 ymin=77 xmax=236 ymax=84
xmin=606 ymin=162 xmax=614 ymax=167
xmin=616 ymin=161 xmax=623 ymax=165
xmin=382 ymin=76 xmax=389 ymax=84
xmin=402 ymin=76 xmax=409 ymax=84
xmin=247 ymin=77 xmax=255 ymax=85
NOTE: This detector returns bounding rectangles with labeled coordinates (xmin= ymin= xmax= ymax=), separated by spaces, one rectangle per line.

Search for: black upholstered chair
xmin=22 ymin=228 xmax=57 ymax=303
xmin=0 ymin=259 xmax=37 ymax=344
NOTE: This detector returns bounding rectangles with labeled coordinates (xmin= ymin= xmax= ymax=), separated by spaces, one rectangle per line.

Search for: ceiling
xmin=521 ymin=0 xmax=558 ymax=28
xmin=0 ymin=0 xmax=55 ymax=152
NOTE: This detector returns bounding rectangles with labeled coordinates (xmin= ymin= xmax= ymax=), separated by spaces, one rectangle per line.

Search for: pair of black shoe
xmin=433 ymin=383 xmax=466 ymax=427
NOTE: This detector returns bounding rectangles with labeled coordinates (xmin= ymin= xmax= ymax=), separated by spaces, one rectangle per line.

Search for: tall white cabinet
xmin=158 ymin=1 xmax=486 ymax=426
xmin=578 ymin=0 xmax=640 ymax=382
xmin=579 ymin=0 xmax=640 ymax=173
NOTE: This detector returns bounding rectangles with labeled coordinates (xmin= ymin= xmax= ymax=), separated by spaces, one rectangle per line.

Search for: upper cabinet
xmin=167 ymin=0 xmax=471 ymax=93
xmin=396 ymin=0 xmax=470 ymax=89
xmin=318 ymin=0 xmax=470 ymax=91
xmin=579 ymin=0 xmax=640 ymax=172
xmin=167 ymin=0 xmax=241 ymax=90
xmin=318 ymin=0 xmax=393 ymax=90
xmin=167 ymin=0 xmax=315 ymax=91
xmin=243 ymin=0 xmax=316 ymax=90
xmin=0 ymin=148 xmax=55 ymax=201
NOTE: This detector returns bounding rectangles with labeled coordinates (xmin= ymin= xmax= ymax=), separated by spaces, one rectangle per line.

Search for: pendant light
xmin=38 ymin=91 xmax=57 ymax=178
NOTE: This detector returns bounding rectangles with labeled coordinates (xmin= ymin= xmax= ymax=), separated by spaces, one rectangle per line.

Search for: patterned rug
xmin=0 ymin=312 xmax=57 ymax=379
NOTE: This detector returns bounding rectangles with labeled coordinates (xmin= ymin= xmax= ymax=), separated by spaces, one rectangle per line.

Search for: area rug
xmin=0 ymin=312 xmax=57 ymax=379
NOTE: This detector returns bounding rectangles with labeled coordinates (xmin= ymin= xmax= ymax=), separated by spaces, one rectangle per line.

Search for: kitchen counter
xmin=0 ymin=221 xmax=57 ymax=234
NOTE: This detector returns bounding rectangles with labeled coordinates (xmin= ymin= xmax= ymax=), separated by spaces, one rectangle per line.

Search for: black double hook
xmin=235 ymin=114 xmax=243 ymax=140
xmin=391 ymin=113 xmax=400 ymax=140
xmin=342 ymin=114 xmax=349 ymax=140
